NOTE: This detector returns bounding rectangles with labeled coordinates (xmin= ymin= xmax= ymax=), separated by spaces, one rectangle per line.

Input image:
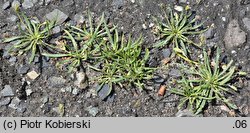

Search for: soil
xmin=0 ymin=0 xmax=250 ymax=117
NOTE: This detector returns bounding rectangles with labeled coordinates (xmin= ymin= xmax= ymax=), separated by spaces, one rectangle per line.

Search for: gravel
xmin=17 ymin=65 xmax=30 ymax=74
xmin=2 ymin=1 xmax=11 ymax=10
xmin=223 ymin=19 xmax=246 ymax=49
xmin=22 ymin=0 xmax=38 ymax=9
xmin=242 ymin=17 xmax=250 ymax=31
xmin=1 ymin=85 xmax=14 ymax=97
xmin=45 ymin=9 xmax=69 ymax=25
xmin=48 ymin=76 xmax=67 ymax=88
xmin=0 ymin=97 xmax=11 ymax=106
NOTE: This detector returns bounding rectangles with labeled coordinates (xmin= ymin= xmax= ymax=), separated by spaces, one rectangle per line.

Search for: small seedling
xmin=43 ymin=13 xmax=112 ymax=73
xmin=42 ymin=30 xmax=89 ymax=73
xmin=171 ymin=48 xmax=238 ymax=114
xmin=67 ymin=13 xmax=115 ymax=50
xmin=154 ymin=6 xmax=206 ymax=60
xmin=92 ymin=22 xmax=155 ymax=99
xmin=3 ymin=10 xmax=55 ymax=63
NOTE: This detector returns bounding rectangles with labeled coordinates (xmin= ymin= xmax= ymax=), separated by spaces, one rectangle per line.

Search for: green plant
xmin=3 ymin=11 xmax=55 ymax=63
xmin=154 ymin=6 xmax=206 ymax=60
xmin=67 ymin=13 xmax=114 ymax=49
xmin=171 ymin=48 xmax=238 ymax=114
xmin=42 ymin=30 xmax=89 ymax=73
xmin=42 ymin=13 xmax=111 ymax=73
xmin=92 ymin=22 xmax=155 ymax=98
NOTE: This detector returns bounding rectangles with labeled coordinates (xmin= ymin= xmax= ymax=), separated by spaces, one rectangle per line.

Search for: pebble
xmin=162 ymin=48 xmax=171 ymax=58
xmin=74 ymin=72 xmax=87 ymax=89
xmin=223 ymin=19 xmax=246 ymax=49
xmin=8 ymin=57 xmax=17 ymax=64
xmin=48 ymin=76 xmax=66 ymax=88
xmin=130 ymin=0 xmax=135 ymax=3
xmin=65 ymin=86 xmax=73 ymax=93
xmin=11 ymin=0 xmax=21 ymax=9
xmin=25 ymin=89 xmax=33 ymax=96
xmin=178 ymin=0 xmax=187 ymax=4
xmin=86 ymin=106 xmax=99 ymax=116
xmin=52 ymin=26 xmax=61 ymax=34
xmin=98 ymin=84 xmax=111 ymax=100
xmin=72 ymin=88 xmax=79 ymax=95
xmin=142 ymin=24 xmax=147 ymax=29
xmin=176 ymin=109 xmax=195 ymax=117
xmin=45 ymin=9 xmax=68 ymax=25
xmin=8 ymin=97 xmax=21 ymax=109
xmin=204 ymin=28 xmax=215 ymax=39
xmin=169 ymin=69 xmax=181 ymax=77
xmin=22 ymin=0 xmax=38 ymax=9
xmin=174 ymin=5 xmax=184 ymax=12
xmin=7 ymin=15 xmax=17 ymax=22
xmin=2 ymin=1 xmax=11 ymax=10
xmin=1 ymin=85 xmax=14 ymax=97
xmin=41 ymin=95 xmax=49 ymax=104
xmin=26 ymin=70 xmax=40 ymax=80
xmin=16 ymin=102 xmax=27 ymax=113
xmin=112 ymin=0 xmax=124 ymax=9
xmin=62 ymin=0 xmax=75 ymax=7
xmin=242 ymin=17 xmax=250 ymax=31
xmin=0 ymin=97 xmax=11 ymax=106
xmin=17 ymin=65 xmax=30 ymax=74
xmin=222 ymin=17 xmax=226 ymax=22
xmin=74 ymin=13 xmax=84 ymax=24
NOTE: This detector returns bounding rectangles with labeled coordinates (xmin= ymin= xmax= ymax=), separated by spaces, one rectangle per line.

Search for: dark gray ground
xmin=0 ymin=0 xmax=250 ymax=117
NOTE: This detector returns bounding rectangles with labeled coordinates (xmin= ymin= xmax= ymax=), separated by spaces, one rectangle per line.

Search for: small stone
xmin=242 ymin=17 xmax=250 ymax=31
xmin=131 ymin=0 xmax=135 ymax=3
xmin=1 ymin=85 xmax=14 ymax=97
xmin=86 ymin=106 xmax=99 ymax=116
xmin=65 ymin=86 xmax=72 ymax=93
xmin=7 ymin=15 xmax=18 ymax=22
xmin=179 ymin=0 xmax=187 ymax=4
xmin=74 ymin=72 xmax=87 ymax=89
xmin=169 ymin=69 xmax=181 ymax=77
xmin=98 ymin=84 xmax=111 ymax=100
xmin=22 ymin=0 xmax=38 ymax=9
xmin=220 ymin=105 xmax=230 ymax=112
xmin=174 ymin=5 xmax=184 ymax=12
xmin=8 ymin=57 xmax=17 ymax=64
xmin=25 ymin=89 xmax=32 ymax=96
xmin=17 ymin=65 xmax=30 ymax=74
xmin=0 ymin=97 xmax=11 ymax=106
xmin=149 ymin=23 xmax=154 ymax=28
xmin=62 ymin=0 xmax=75 ymax=7
xmin=2 ymin=1 xmax=11 ymax=10
xmin=162 ymin=48 xmax=171 ymax=58
xmin=222 ymin=17 xmax=226 ymax=22
xmin=112 ymin=0 xmax=124 ymax=9
xmin=224 ymin=19 xmax=246 ymax=49
xmin=176 ymin=109 xmax=195 ymax=117
xmin=8 ymin=97 xmax=21 ymax=109
xmin=11 ymin=0 xmax=21 ymax=9
xmin=41 ymin=95 xmax=49 ymax=104
xmin=52 ymin=26 xmax=61 ymax=34
xmin=142 ymin=24 xmax=147 ymax=29
xmin=72 ymin=88 xmax=79 ymax=95
xmin=16 ymin=102 xmax=27 ymax=113
xmin=74 ymin=13 xmax=84 ymax=24
xmin=45 ymin=9 xmax=68 ymax=25
xmin=26 ymin=70 xmax=40 ymax=80
xmin=48 ymin=76 xmax=66 ymax=88
xmin=204 ymin=28 xmax=215 ymax=39
xmin=45 ymin=0 xmax=51 ymax=5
